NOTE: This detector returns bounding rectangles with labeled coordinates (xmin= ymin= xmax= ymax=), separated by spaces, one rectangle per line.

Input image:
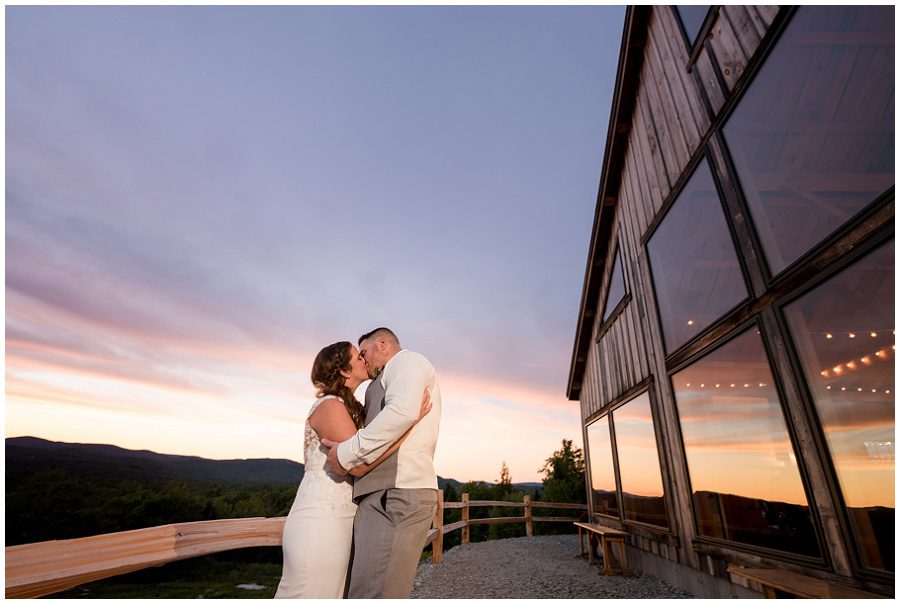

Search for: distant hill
xmin=5 ymin=437 xmax=548 ymax=546
xmin=5 ymin=437 xmax=487 ymax=491
xmin=6 ymin=436 xmax=305 ymax=486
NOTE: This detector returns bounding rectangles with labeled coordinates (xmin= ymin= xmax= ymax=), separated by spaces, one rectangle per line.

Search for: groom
xmin=322 ymin=327 xmax=442 ymax=598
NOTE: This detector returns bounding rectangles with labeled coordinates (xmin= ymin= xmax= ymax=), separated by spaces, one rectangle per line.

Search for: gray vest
xmin=352 ymin=376 xmax=400 ymax=500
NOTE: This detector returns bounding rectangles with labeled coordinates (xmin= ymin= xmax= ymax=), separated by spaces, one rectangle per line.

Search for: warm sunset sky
xmin=6 ymin=6 xmax=626 ymax=483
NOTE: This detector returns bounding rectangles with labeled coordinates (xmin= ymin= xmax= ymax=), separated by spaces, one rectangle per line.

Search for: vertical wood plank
xmin=629 ymin=100 xmax=659 ymax=230
xmin=693 ymin=45 xmax=727 ymax=115
xmin=708 ymin=7 xmax=749 ymax=91
xmin=623 ymin=128 xmax=650 ymax=235
xmin=656 ymin=6 xmax=712 ymax=138
xmin=648 ymin=8 xmax=703 ymax=152
xmin=462 ymin=492 xmax=470 ymax=545
xmin=644 ymin=17 xmax=692 ymax=180
xmin=524 ymin=495 xmax=534 ymax=537
xmin=636 ymin=82 xmax=675 ymax=218
xmin=723 ymin=5 xmax=763 ymax=60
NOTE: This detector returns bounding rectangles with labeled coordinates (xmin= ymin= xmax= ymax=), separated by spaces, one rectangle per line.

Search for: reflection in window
xmin=602 ymin=250 xmax=627 ymax=323
xmin=613 ymin=393 xmax=668 ymax=527
xmin=587 ymin=416 xmax=619 ymax=518
xmin=724 ymin=6 xmax=895 ymax=274
xmin=672 ymin=328 xmax=821 ymax=557
xmin=676 ymin=6 xmax=710 ymax=43
xmin=648 ymin=159 xmax=748 ymax=353
xmin=784 ymin=241 xmax=894 ymax=571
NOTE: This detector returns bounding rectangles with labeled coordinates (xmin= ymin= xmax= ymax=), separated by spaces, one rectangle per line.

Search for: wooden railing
xmin=423 ymin=492 xmax=588 ymax=563
xmin=5 ymin=491 xmax=586 ymax=598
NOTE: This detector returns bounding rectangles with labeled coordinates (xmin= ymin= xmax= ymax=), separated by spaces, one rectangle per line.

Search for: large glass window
xmin=602 ymin=249 xmax=627 ymax=323
xmin=587 ymin=416 xmax=619 ymax=518
xmin=783 ymin=240 xmax=894 ymax=571
xmin=724 ymin=6 xmax=895 ymax=275
xmin=613 ymin=392 xmax=668 ymax=528
xmin=676 ymin=6 xmax=711 ymax=44
xmin=672 ymin=327 xmax=821 ymax=557
xmin=648 ymin=159 xmax=748 ymax=353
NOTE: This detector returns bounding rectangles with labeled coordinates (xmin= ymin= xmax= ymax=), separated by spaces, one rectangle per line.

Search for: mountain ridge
xmin=6 ymin=436 xmax=536 ymax=492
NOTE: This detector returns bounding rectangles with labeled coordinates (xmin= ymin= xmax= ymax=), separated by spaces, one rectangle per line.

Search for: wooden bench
xmin=573 ymin=522 xmax=629 ymax=575
xmin=727 ymin=565 xmax=887 ymax=599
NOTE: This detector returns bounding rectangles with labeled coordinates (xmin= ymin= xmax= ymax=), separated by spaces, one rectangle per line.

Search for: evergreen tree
xmin=539 ymin=439 xmax=586 ymax=503
xmin=496 ymin=461 xmax=512 ymax=496
xmin=536 ymin=439 xmax=587 ymax=535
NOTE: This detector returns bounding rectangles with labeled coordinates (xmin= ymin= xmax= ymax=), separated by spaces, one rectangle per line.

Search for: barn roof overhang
xmin=567 ymin=6 xmax=650 ymax=401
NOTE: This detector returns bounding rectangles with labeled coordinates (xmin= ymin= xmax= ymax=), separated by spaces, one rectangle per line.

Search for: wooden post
xmin=432 ymin=489 xmax=444 ymax=564
xmin=461 ymin=492 xmax=470 ymax=545
xmin=524 ymin=495 xmax=533 ymax=537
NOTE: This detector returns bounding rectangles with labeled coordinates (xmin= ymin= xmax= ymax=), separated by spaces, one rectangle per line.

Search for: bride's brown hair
xmin=311 ymin=341 xmax=365 ymax=429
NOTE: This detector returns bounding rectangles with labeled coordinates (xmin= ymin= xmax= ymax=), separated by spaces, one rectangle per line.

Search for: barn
xmin=567 ymin=5 xmax=893 ymax=598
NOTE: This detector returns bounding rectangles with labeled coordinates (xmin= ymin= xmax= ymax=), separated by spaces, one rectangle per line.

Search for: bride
xmin=275 ymin=341 xmax=431 ymax=598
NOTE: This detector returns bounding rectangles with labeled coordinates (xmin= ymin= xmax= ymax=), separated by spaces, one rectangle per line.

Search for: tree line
xmin=6 ymin=439 xmax=586 ymax=548
xmin=440 ymin=439 xmax=587 ymax=548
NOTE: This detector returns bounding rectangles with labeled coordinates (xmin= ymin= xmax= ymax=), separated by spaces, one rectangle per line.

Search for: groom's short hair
xmin=358 ymin=327 xmax=400 ymax=347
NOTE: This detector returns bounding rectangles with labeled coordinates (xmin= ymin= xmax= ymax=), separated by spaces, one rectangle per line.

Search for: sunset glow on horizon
xmin=6 ymin=6 xmax=627 ymax=484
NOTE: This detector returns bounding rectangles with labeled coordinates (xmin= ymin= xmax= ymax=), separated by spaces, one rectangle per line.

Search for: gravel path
xmin=411 ymin=535 xmax=693 ymax=599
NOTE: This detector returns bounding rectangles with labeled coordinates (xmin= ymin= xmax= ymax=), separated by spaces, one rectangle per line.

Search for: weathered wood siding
xmin=584 ymin=7 xmax=782 ymax=415
xmin=581 ymin=3 xmax=791 ymax=588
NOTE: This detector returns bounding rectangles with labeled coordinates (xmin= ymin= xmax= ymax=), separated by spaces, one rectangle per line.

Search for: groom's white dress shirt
xmin=336 ymin=349 xmax=441 ymax=490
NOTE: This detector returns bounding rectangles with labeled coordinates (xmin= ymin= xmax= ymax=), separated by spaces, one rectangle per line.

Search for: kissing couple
xmin=275 ymin=327 xmax=442 ymax=599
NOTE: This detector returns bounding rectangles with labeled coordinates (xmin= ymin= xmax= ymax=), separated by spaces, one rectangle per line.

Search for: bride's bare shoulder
xmin=309 ymin=397 xmax=350 ymax=425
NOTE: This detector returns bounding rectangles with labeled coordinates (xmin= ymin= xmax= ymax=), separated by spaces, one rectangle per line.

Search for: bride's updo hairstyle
xmin=311 ymin=341 xmax=366 ymax=429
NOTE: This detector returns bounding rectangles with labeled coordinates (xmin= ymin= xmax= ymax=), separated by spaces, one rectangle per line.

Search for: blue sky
xmin=6 ymin=6 xmax=625 ymax=482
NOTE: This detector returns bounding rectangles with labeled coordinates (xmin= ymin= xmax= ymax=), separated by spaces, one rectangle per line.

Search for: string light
xmin=744 ymin=384 xmax=750 ymax=388
xmin=820 ymin=381 xmax=892 ymax=394
xmin=817 ymin=329 xmax=895 ymax=339
xmin=687 ymin=320 xmax=694 ymax=326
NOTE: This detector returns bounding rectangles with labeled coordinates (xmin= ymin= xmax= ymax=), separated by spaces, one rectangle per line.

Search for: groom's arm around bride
xmin=322 ymin=327 xmax=442 ymax=599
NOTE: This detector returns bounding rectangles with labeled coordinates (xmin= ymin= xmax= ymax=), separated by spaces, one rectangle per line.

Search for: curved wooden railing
xmin=5 ymin=492 xmax=586 ymax=598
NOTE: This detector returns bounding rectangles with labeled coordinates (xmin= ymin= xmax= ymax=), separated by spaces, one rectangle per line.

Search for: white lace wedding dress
xmin=275 ymin=397 xmax=358 ymax=599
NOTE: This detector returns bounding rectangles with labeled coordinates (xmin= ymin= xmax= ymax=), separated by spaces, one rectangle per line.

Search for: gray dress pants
xmin=347 ymin=488 xmax=438 ymax=598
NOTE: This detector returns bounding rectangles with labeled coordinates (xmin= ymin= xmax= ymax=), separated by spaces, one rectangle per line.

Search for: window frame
xmin=584 ymin=382 xmax=674 ymax=535
xmin=667 ymin=318 xmax=831 ymax=567
xmin=595 ymin=240 xmax=632 ymax=342
xmin=773 ymin=231 xmax=896 ymax=580
xmin=584 ymin=413 xmax=622 ymax=522
xmin=642 ymin=149 xmax=755 ymax=360
xmin=673 ymin=5 xmax=719 ymax=70
xmin=612 ymin=387 xmax=675 ymax=534
xmin=715 ymin=5 xmax=895 ymax=286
